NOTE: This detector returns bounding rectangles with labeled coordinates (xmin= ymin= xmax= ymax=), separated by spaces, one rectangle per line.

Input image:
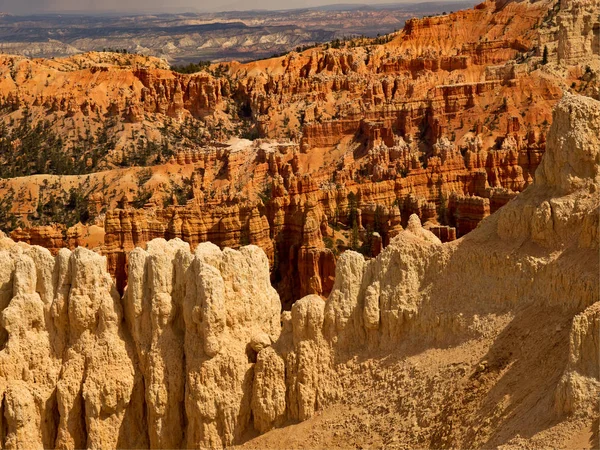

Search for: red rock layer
xmin=4 ymin=0 xmax=591 ymax=305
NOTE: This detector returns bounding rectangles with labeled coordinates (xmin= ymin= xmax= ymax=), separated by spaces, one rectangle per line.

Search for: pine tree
xmin=542 ymin=45 xmax=549 ymax=65
xmin=350 ymin=218 xmax=360 ymax=251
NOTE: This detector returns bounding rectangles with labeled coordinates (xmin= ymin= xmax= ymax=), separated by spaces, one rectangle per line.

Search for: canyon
xmin=0 ymin=92 xmax=596 ymax=448
xmin=0 ymin=0 xmax=597 ymax=446
xmin=1 ymin=0 xmax=598 ymax=304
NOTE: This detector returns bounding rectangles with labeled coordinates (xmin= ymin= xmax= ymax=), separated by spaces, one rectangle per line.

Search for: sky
xmin=0 ymin=0 xmax=433 ymax=14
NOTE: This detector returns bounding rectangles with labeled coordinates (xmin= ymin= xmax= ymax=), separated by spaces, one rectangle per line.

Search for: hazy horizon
xmin=1 ymin=0 xmax=464 ymax=15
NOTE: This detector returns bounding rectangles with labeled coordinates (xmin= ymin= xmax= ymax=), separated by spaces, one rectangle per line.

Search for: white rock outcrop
xmin=557 ymin=0 xmax=600 ymax=65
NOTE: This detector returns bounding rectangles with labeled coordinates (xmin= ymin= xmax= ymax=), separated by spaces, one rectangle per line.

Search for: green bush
xmin=171 ymin=60 xmax=211 ymax=74
xmin=0 ymin=111 xmax=116 ymax=177
xmin=0 ymin=191 xmax=20 ymax=231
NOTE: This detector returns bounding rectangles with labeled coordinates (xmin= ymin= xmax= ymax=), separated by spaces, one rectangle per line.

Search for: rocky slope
xmin=0 ymin=0 xmax=598 ymax=304
xmin=0 ymin=92 xmax=596 ymax=448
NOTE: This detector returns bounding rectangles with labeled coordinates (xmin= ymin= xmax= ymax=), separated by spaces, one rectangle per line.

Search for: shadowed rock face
xmin=0 ymin=93 xmax=596 ymax=448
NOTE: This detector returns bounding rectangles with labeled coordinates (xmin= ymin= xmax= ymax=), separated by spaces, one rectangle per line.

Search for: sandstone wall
xmin=0 ymin=237 xmax=282 ymax=448
xmin=557 ymin=0 xmax=600 ymax=64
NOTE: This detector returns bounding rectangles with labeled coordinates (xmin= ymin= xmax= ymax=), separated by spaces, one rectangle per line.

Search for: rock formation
xmin=3 ymin=0 xmax=597 ymax=304
xmin=0 ymin=18 xmax=598 ymax=450
xmin=241 ymin=92 xmax=600 ymax=449
xmin=556 ymin=0 xmax=600 ymax=65
xmin=0 ymin=93 xmax=595 ymax=448
xmin=0 ymin=235 xmax=282 ymax=448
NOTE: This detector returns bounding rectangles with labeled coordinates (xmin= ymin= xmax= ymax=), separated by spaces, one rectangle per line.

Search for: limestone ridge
xmin=0 ymin=94 xmax=597 ymax=447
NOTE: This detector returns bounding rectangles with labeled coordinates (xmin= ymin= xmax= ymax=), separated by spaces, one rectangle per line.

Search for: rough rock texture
xmin=0 ymin=238 xmax=281 ymax=448
xmin=0 ymin=52 xmax=222 ymax=123
xmin=557 ymin=0 xmax=600 ymax=65
xmin=240 ymin=94 xmax=600 ymax=450
xmin=9 ymin=226 xmax=67 ymax=253
xmin=0 ymin=94 xmax=596 ymax=448
xmin=5 ymin=0 xmax=592 ymax=305
xmin=555 ymin=302 xmax=600 ymax=417
xmin=0 ymin=242 xmax=138 ymax=449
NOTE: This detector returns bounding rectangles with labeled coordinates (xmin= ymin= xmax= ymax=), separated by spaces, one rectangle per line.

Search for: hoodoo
xmin=0 ymin=93 xmax=596 ymax=448
xmin=0 ymin=0 xmax=598 ymax=446
xmin=1 ymin=0 xmax=598 ymax=306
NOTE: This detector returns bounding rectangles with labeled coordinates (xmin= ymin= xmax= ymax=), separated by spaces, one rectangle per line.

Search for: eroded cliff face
xmin=241 ymin=93 xmax=600 ymax=449
xmin=0 ymin=51 xmax=225 ymax=126
xmin=285 ymin=93 xmax=600 ymax=446
xmin=0 ymin=93 xmax=596 ymax=449
xmin=4 ymin=0 xmax=596 ymax=305
xmin=0 ymin=236 xmax=282 ymax=448
xmin=557 ymin=0 xmax=600 ymax=65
